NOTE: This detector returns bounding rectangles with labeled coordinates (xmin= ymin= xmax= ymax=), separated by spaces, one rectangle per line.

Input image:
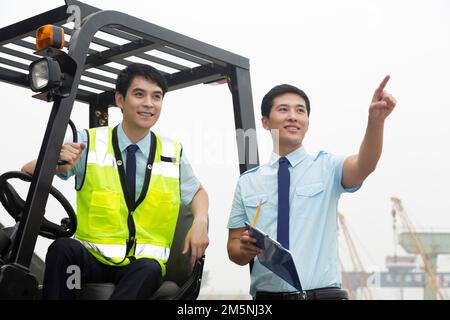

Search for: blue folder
xmin=245 ymin=221 xmax=303 ymax=292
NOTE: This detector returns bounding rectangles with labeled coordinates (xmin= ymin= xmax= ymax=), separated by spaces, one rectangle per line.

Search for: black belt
xmin=255 ymin=287 xmax=349 ymax=300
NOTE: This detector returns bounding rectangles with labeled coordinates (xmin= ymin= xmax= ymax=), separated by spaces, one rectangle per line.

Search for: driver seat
xmin=75 ymin=203 xmax=205 ymax=300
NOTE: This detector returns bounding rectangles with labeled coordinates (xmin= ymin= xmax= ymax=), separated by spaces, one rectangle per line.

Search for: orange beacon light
xmin=36 ymin=25 xmax=64 ymax=50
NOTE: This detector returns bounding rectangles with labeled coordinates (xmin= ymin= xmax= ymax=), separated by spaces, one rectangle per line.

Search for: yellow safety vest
xmin=75 ymin=126 xmax=181 ymax=275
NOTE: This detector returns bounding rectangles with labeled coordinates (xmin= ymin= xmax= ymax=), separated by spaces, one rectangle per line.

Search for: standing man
xmin=227 ymin=76 xmax=396 ymax=300
xmin=22 ymin=63 xmax=209 ymax=300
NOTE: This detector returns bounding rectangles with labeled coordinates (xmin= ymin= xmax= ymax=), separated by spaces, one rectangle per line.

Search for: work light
xmin=29 ymin=57 xmax=62 ymax=92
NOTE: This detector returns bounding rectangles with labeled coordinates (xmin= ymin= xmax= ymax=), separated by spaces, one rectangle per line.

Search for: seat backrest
xmin=164 ymin=203 xmax=194 ymax=286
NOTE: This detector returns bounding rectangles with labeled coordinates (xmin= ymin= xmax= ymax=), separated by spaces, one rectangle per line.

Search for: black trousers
xmin=42 ymin=238 xmax=162 ymax=300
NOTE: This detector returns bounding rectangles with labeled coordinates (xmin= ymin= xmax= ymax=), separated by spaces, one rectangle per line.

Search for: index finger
xmin=191 ymin=247 xmax=198 ymax=268
xmin=373 ymin=75 xmax=390 ymax=100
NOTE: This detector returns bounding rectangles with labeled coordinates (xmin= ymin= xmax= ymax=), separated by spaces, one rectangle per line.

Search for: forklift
xmin=0 ymin=0 xmax=258 ymax=299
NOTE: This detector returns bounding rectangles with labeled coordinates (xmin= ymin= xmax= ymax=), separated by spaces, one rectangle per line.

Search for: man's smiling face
xmin=116 ymin=76 xmax=163 ymax=132
xmin=262 ymin=92 xmax=309 ymax=150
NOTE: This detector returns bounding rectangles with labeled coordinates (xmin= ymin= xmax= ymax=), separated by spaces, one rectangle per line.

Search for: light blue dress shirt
xmin=58 ymin=123 xmax=201 ymax=206
xmin=227 ymin=146 xmax=361 ymax=296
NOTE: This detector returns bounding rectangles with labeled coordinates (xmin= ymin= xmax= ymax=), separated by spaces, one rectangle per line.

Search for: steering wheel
xmin=0 ymin=171 xmax=77 ymax=240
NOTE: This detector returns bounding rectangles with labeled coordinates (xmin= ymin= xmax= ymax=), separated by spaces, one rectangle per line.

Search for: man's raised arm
xmin=342 ymin=75 xmax=397 ymax=189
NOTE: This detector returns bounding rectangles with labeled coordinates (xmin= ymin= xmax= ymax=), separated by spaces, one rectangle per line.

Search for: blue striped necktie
xmin=126 ymin=144 xmax=139 ymax=203
xmin=277 ymin=156 xmax=290 ymax=249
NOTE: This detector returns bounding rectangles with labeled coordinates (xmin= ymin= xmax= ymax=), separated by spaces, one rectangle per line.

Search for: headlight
xmin=29 ymin=57 xmax=62 ymax=92
xmin=30 ymin=59 xmax=49 ymax=90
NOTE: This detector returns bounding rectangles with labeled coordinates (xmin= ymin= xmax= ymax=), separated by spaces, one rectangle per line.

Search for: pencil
xmin=252 ymin=200 xmax=263 ymax=226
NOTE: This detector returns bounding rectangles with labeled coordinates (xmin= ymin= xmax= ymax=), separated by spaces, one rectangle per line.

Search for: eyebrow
xmin=277 ymin=103 xmax=306 ymax=109
xmin=131 ymin=87 xmax=163 ymax=95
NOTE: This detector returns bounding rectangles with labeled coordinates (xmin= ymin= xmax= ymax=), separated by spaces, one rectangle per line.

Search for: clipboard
xmin=245 ymin=221 xmax=303 ymax=292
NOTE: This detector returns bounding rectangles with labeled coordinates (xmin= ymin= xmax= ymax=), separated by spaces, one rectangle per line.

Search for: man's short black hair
xmin=261 ymin=84 xmax=310 ymax=117
xmin=116 ymin=63 xmax=168 ymax=97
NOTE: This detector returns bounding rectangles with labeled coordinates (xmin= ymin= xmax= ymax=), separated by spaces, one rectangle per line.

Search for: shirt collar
xmin=268 ymin=146 xmax=309 ymax=167
xmin=118 ymin=123 xmax=151 ymax=155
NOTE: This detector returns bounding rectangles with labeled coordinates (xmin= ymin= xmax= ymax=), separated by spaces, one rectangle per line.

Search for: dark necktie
xmin=126 ymin=144 xmax=139 ymax=203
xmin=277 ymin=156 xmax=290 ymax=249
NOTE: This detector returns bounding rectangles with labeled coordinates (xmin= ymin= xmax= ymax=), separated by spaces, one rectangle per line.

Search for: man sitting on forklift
xmin=22 ymin=63 xmax=209 ymax=300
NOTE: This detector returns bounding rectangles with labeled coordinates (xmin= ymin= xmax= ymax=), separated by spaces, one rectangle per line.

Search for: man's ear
xmin=261 ymin=116 xmax=270 ymax=130
xmin=115 ymin=91 xmax=124 ymax=110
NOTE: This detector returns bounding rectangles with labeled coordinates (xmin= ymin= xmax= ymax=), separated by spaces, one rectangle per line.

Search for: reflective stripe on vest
xmin=79 ymin=240 xmax=126 ymax=259
xmin=86 ymin=127 xmax=116 ymax=167
xmin=153 ymin=136 xmax=179 ymax=178
xmin=151 ymin=161 xmax=179 ymax=178
xmin=135 ymin=243 xmax=170 ymax=261
xmin=79 ymin=240 xmax=170 ymax=261
xmin=87 ymin=152 xmax=116 ymax=167
xmin=75 ymin=126 xmax=181 ymax=273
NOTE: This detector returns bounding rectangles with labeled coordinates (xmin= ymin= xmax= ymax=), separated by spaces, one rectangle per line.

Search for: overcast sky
xmin=1 ymin=0 xmax=450 ymax=299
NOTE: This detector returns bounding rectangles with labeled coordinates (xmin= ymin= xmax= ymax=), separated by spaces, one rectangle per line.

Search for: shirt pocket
xmin=243 ymin=194 xmax=268 ymax=208
xmin=294 ymin=182 xmax=325 ymax=218
xmin=138 ymin=189 xmax=179 ymax=245
xmin=295 ymin=182 xmax=325 ymax=197
xmin=88 ymin=190 xmax=124 ymax=237
xmin=242 ymin=194 xmax=270 ymax=226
